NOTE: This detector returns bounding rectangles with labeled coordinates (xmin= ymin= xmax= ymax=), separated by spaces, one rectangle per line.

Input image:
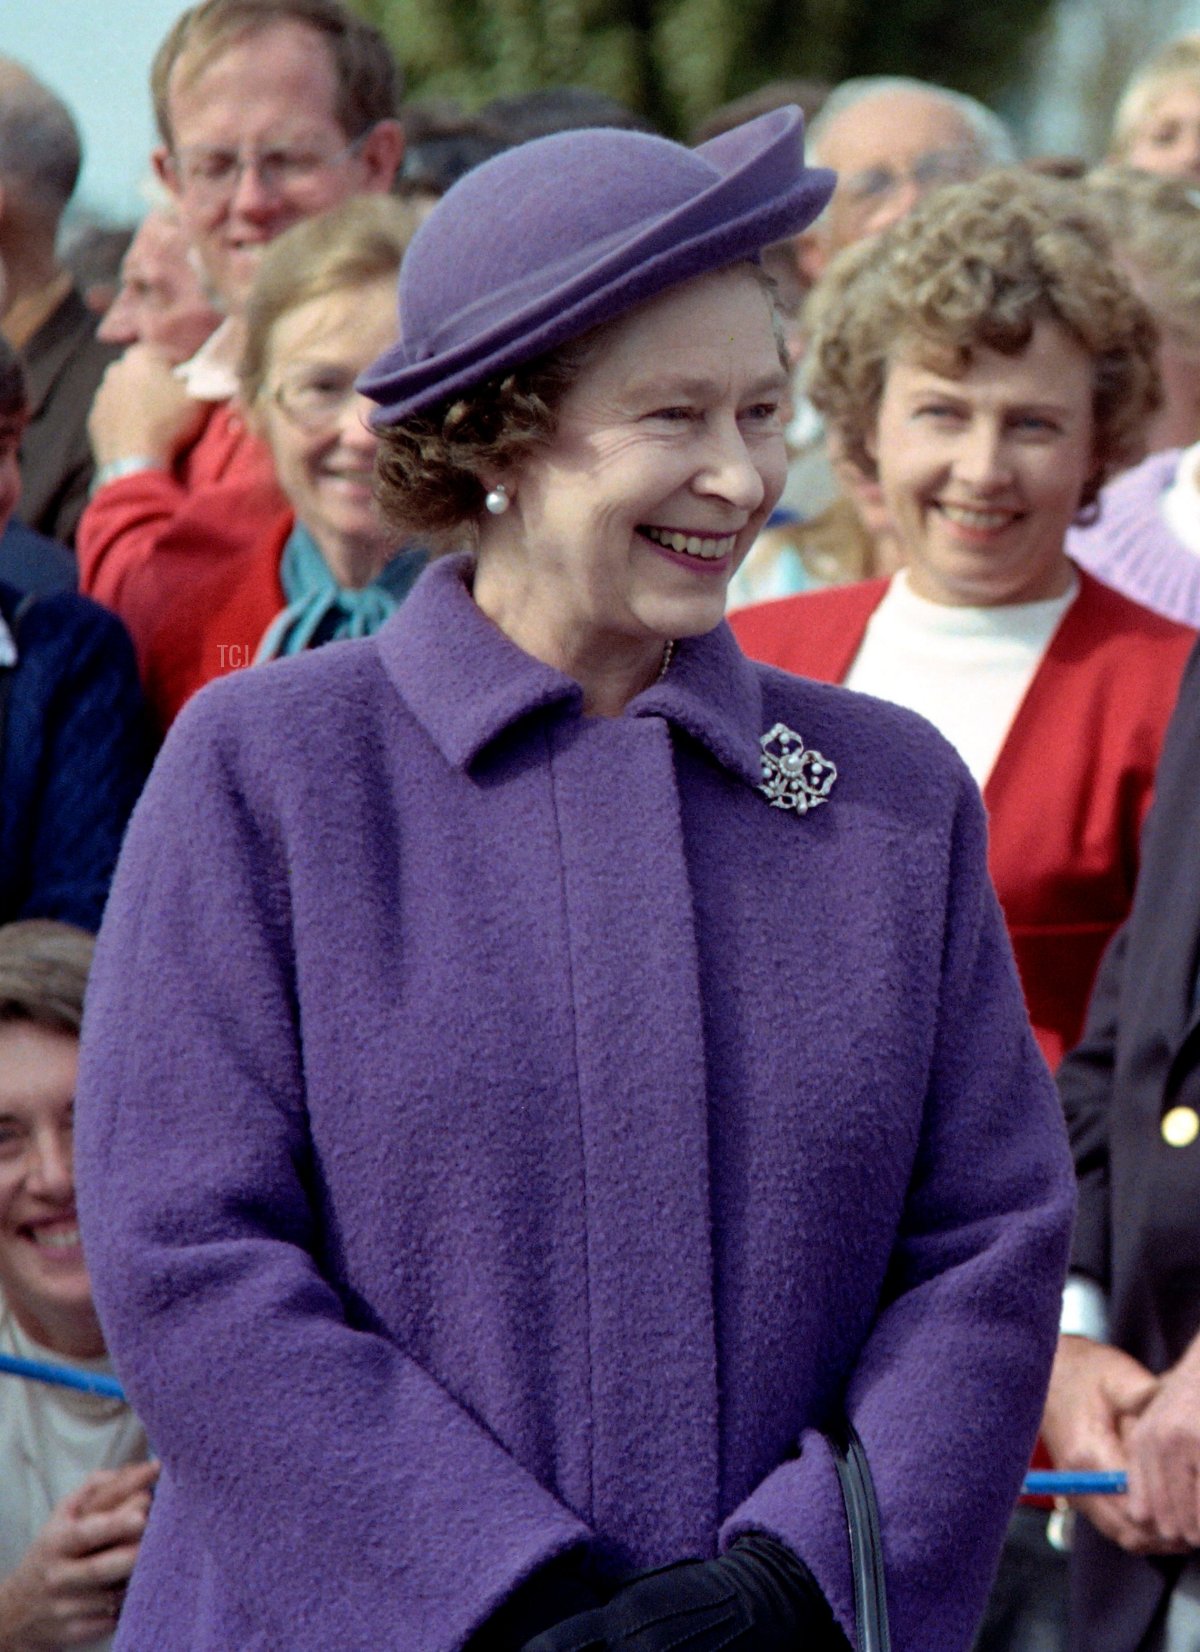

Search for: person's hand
xmin=1124 ymin=1333 xmax=1200 ymax=1547
xmin=88 ymin=345 xmax=209 ymax=469
xmin=1040 ymin=1333 xmax=1175 ymax=1554
xmin=0 ymin=1460 xmax=158 ymax=1649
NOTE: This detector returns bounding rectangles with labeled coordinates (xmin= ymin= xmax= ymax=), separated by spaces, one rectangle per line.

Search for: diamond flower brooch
xmin=758 ymin=723 xmax=837 ymax=814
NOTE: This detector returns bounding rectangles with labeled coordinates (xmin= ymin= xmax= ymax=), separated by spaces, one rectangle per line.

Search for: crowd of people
xmin=4 ymin=2 xmax=1200 ymax=1649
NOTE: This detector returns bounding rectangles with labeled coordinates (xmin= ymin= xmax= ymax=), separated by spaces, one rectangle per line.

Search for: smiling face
xmin=256 ymin=275 xmax=397 ymax=587
xmin=0 ymin=1021 xmax=102 ymax=1359
xmin=870 ymin=317 xmax=1096 ymax=607
xmin=475 ymin=266 xmax=790 ymax=673
xmin=155 ymin=20 xmax=398 ymax=311
xmin=1123 ymin=79 xmax=1200 ymax=180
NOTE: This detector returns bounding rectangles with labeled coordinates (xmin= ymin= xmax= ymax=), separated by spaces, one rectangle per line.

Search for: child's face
xmin=1122 ymin=78 xmax=1200 ymax=180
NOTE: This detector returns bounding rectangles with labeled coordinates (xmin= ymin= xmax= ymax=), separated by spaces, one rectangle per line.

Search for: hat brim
xmin=361 ymin=106 xmax=834 ymax=425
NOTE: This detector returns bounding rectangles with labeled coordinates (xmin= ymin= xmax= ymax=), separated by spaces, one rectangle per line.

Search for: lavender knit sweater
xmin=1068 ymin=449 xmax=1200 ymax=627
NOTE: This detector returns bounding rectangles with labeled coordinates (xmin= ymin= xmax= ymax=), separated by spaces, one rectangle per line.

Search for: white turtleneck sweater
xmin=844 ymin=569 xmax=1079 ymax=790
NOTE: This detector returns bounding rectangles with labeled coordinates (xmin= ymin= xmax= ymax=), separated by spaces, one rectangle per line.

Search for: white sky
xmin=2 ymin=0 xmax=185 ymax=223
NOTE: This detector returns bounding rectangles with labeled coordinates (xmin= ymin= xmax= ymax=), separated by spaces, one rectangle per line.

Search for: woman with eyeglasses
xmin=116 ymin=194 xmax=426 ymax=732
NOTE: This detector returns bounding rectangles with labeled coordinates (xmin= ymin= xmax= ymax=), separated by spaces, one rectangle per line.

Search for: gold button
xmin=1163 ymin=1106 xmax=1200 ymax=1148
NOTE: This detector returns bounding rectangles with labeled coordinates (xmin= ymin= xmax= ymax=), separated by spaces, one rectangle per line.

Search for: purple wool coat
xmin=75 ymin=555 xmax=1074 ymax=1652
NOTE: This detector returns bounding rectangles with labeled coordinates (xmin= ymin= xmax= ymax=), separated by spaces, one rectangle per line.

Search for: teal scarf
xmin=255 ymin=523 xmax=426 ymax=662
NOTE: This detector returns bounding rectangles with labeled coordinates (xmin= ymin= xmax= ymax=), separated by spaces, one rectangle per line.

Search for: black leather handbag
xmin=826 ymin=1418 xmax=893 ymax=1652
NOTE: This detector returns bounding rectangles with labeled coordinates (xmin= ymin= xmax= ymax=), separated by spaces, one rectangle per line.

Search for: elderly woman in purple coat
xmin=74 ymin=109 xmax=1074 ymax=1652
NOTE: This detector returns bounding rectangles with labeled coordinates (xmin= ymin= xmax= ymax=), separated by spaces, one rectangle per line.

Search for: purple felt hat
xmin=359 ymin=105 xmax=834 ymax=425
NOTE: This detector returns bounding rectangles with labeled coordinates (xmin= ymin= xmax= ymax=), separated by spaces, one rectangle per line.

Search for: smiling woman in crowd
xmin=0 ymin=921 xmax=154 ymax=1652
xmin=124 ymin=194 xmax=427 ymax=729
xmin=76 ymin=111 xmax=1072 ymax=1652
xmin=734 ymin=169 xmax=1196 ymax=1075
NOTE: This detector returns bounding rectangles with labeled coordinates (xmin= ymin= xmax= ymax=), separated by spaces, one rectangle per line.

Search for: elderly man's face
xmin=154 ymin=20 xmax=401 ymax=313
xmin=808 ymin=90 xmax=987 ymax=272
xmin=98 ymin=212 xmax=222 ymax=363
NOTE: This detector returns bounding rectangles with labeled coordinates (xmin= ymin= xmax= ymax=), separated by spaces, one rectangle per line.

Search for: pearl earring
xmin=484 ymin=484 xmax=510 ymax=516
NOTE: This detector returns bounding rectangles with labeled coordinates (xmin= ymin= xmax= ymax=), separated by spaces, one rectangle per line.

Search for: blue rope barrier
xmin=1023 ymin=1470 xmax=1127 ymax=1496
xmin=0 ymin=1356 xmax=1141 ymax=1496
xmin=0 ymin=1351 xmax=126 ymax=1401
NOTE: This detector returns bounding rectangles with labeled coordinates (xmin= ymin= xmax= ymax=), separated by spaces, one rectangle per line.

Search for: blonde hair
xmin=805 ymin=169 xmax=1160 ymax=511
xmin=239 ymin=196 xmax=420 ymax=407
xmin=1086 ymin=166 xmax=1200 ymax=348
xmin=0 ymin=922 xmax=94 ymax=1037
xmin=1111 ymin=36 xmax=1200 ymax=161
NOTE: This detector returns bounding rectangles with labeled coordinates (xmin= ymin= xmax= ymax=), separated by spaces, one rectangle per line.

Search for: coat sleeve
xmin=75 ymin=469 xmax=187 ymax=610
xmin=722 ymin=776 xmax=1076 ymax=1652
xmin=74 ymin=690 xmax=590 ymax=1651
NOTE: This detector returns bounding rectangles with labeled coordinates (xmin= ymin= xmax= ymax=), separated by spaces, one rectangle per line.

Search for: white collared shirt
xmin=173 ymin=315 xmax=242 ymax=403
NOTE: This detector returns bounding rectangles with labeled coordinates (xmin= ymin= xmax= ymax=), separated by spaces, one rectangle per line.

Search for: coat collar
xmin=375 ymin=553 xmax=766 ymax=790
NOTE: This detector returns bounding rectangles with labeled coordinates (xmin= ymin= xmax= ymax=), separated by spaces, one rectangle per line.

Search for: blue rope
xmin=0 ymin=1351 xmax=126 ymax=1401
xmin=1023 ymin=1470 xmax=1127 ymax=1496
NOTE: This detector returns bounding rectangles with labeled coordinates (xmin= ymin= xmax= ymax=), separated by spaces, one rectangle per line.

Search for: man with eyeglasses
xmin=77 ymin=0 xmax=402 ymax=625
xmin=796 ymin=77 xmax=1014 ymax=281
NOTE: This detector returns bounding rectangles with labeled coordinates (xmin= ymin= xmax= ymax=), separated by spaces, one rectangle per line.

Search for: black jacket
xmin=1059 ymin=637 xmax=1200 ymax=1651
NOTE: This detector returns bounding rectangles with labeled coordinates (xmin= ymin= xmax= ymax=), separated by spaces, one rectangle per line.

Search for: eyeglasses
xmin=841 ymin=149 xmax=980 ymax=211
xmin=169 ymin=129 xmax=372 ymax=206
xmin=268 ymin=368 xmax=370 ymax=431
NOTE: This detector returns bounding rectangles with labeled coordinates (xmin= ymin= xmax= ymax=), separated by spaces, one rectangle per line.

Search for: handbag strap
xmin=826 ymin=1417 xmax=892 ymax=1652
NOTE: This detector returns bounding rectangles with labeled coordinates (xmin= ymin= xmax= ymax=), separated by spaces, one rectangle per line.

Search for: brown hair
xmin=239 ymin=195 xmax=420 ymax=407
xmin=805 ymin=169 xmax=1160 ymax=513
xmin=372 ymin=340 xmax=598 ymax=549
xmin=152 ymin=0 xmax=401 ymax=150
xmin=0 ymin=922 xmax=94 ymax=1038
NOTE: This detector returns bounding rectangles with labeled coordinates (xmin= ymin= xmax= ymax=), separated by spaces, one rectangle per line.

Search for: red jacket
xmin=135 ymin=494 xmax=291 ymax=732
xmin=76 ymin=402 xmax=292 ymax=732
xmin=731 ymin=569 xmax=1197 ymax=1070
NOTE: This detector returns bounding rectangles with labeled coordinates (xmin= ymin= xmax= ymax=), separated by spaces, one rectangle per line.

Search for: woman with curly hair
xmin=75 ymin=114 xmax=1073 ymax=1651
xmin=734 ymin=167 xmax=1196 ymax=1075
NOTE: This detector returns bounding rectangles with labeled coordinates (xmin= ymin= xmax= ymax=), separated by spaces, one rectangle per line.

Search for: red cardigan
xmin=77 ymin=401 xmax=289 ymax=612
xmin=76 ymin=403 xmax=293 ymax=732
xmin=130 ymin=489 xmax=292 ymax=733
xmin=731 ymin=570 xmax=1197 ymax=1071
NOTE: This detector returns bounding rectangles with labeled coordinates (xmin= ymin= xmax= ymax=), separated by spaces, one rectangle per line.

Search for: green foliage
xmin=352 ymin=0 xmax=1057 ymax=136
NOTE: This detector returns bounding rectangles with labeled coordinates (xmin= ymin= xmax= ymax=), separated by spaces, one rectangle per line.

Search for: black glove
xmin=519 ymin=1532 xmax=851 ymax=1652
xmin=465 ymin=1549 xmax=606 ymax=1652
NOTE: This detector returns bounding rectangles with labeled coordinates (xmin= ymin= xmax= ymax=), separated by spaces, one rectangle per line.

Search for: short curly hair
xmin=374 ymin=263 xmax=783 ymax=547
xmin=805 ymin=169 xmax=1161 ymax=514
xmin=372 ymin=337 xmax=599 ymax=548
